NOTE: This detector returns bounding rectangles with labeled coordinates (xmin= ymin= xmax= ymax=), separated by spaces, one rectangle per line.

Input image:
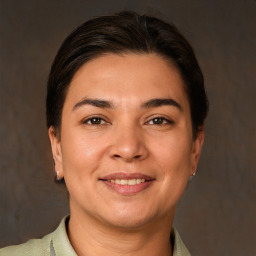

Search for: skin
xmin=49 ymin=53 xmax=204 ymax=256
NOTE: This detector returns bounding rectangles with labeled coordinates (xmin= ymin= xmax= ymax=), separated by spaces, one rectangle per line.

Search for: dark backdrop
xmin=0 ymin=0 xmax=255 ymax=255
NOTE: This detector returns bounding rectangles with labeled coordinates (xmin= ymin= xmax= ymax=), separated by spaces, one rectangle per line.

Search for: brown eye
xmin=84 ymin=117 xmax=106 ymax=125
xmin=152 ymin=118 xmax=165 ymax=124
xmin=147 ymin=117 xmax=173 ymax=125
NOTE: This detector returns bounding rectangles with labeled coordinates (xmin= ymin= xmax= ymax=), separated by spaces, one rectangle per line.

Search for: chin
xmin=105 ymin=215 xmax=151 ymax=230
xmin=98 ymin=205 xmax=162 ymax=230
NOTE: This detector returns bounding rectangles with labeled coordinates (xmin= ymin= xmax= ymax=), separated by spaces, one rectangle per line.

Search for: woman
xmin=0 ymin=11 xmax=208 ymax=256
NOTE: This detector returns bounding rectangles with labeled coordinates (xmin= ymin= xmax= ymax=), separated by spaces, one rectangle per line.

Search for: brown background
xmin=0 ymin=0 xmax=255 ymax=255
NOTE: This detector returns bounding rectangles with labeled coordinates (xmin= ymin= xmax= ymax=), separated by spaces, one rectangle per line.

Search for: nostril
xmin=112 ymin=153 xmax=142 ymax=160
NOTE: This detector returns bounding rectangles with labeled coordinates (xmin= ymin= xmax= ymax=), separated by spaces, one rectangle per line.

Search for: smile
xmin=100 ymin=173 xmax=155 ymax=195
xmin=109 ymin=178 xmax=146 ymax=185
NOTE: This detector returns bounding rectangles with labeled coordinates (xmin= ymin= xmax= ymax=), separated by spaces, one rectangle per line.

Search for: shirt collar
xmin=51 ymin=216 xmax=190 ymax=256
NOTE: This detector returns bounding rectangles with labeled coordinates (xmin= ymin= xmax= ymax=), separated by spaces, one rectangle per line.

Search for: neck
xmin=67 ymin=206 xmax=174 ymax=256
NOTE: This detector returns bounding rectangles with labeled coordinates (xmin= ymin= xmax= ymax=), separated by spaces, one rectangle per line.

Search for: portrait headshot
xmin=0 ymin=1 xmax=255 ymax=256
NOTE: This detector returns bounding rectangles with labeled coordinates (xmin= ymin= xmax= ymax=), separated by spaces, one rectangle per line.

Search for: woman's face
xmin=49 ymin=53 xmax=204 ymax=229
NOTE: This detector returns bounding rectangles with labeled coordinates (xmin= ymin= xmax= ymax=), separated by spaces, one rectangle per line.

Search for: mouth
xmin=108 ymin=178 xmax=146 ymax=185
xmin=99 ymin=173 xmax=155 ymax=195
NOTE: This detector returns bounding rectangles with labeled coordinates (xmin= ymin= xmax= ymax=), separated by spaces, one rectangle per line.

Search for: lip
xmin=100 ymin=172 xmax=154 ymax=181
xmin=99 ymin=172 xmax=155 ymax=196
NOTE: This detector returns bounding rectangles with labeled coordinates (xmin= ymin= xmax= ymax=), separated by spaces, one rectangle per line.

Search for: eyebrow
xmin=141 ymin=98 xmax=182 ymax=110
xmin=73 ymin=98 xmax=114 ymax=110
xmin=72 ymin=97 xmax=182 ymax=111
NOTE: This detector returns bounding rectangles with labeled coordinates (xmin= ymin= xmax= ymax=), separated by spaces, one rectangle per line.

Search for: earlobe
xmin=48 ymin=126 xmax=63 ymax=179
xmin=190 ymin=129 xmax=204 ymax=176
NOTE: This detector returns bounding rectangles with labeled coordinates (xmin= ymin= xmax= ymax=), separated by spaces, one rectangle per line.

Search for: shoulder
xmin=0 ymin=216 xmax=73 ymax=256
xmin=0 ymin=232 xmax=53 ymax=256
xmin=0 ymin=232 xmax=52 ymax=256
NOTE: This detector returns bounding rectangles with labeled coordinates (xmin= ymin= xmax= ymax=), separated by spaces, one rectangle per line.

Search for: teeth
xmin=128 ymin=179 xmax=136 ymax=185
xmin=120 ymin=179 xmax=128 ymax=185
xmin=110 ymin=178 xmax=146 ymax=185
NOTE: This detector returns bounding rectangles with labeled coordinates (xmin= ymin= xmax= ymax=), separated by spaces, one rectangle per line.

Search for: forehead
xmin=64 ymin=53 xmax=189 ymax=110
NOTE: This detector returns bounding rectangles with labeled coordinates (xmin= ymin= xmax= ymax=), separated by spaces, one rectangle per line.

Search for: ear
xmin=190 ymin=129 xmax=205 ymax=176
xmin=48 ymin=126 xmax=63 ymax=179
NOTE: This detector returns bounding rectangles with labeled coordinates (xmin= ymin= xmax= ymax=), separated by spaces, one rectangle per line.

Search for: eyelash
xmin=82 ymin=116 xmax=173 ymax=126
xmin=82 ymin=116 xmax=108 ymax=125
xmin=145 ymin=116 xmax=174 ymax=125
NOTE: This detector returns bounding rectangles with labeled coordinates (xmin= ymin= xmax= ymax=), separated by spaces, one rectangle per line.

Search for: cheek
xmin=60 ymin=130 xmax=108 ymax=178
xmin=154 ymin=143 xmax=191 ymax=207
xmin=60 ymin=134 xmax=107 ymax=204
xmin=150 ymin=129 xmax=193 ymax=195
xmin=152 ymin=131 xmax=193 ymax=172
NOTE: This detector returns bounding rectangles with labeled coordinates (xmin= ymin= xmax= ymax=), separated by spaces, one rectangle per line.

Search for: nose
xmin=108 ymin=123 xmax=149 ymax=162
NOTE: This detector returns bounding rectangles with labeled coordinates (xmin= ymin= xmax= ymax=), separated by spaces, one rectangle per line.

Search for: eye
xmin=83 ymin=117 xmax=107 ymax=125
xmin=146 ymin=117 xmax=173 ymax=125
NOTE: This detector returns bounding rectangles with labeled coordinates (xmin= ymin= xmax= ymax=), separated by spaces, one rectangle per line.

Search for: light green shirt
xmin=0 ymin=216 xmax=191 ymax=256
